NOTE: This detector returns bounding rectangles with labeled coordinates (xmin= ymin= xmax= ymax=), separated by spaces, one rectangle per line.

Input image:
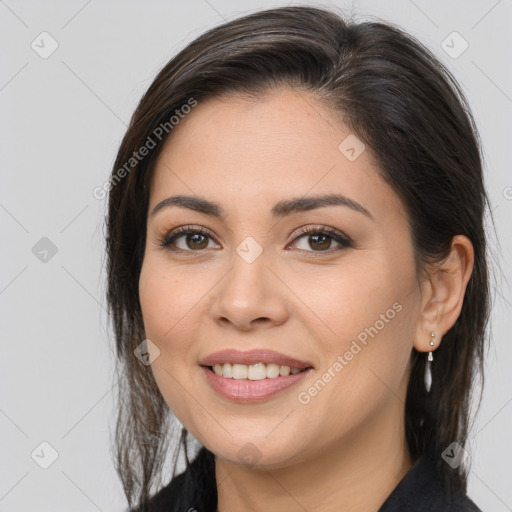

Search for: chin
xmin=201 ymin=434 xmax=308 ymax=471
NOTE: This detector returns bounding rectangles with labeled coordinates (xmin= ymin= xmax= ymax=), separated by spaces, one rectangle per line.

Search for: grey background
xmin=1 ymin=0 xmax=511 ymax=510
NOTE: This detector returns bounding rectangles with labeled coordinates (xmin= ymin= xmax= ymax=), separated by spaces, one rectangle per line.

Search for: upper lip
xmin=200 ymin=349 xmax=313 ymax=370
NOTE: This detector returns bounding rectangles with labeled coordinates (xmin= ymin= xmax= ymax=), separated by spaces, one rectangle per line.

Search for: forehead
xmin=150 ymin=88 xmax=404 ymax=223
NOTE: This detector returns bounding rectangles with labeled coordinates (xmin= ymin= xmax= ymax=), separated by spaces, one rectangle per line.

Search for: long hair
xmin=104 ymin=5 xmax=492 ymax=510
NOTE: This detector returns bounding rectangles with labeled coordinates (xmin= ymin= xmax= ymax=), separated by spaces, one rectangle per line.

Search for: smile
xmin=201 ymin=364 xmax=313 ymax=403
xmin=210 ymin=362 xmax=308 ymax=380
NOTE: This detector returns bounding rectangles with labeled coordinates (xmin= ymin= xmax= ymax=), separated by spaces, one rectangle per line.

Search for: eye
xmin=158 ymin=225 xmax=220 ymax=252
xmin=287 ymin=225 xmax=352 ymax=255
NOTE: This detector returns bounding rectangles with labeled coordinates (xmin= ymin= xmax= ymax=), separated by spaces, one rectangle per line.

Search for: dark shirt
xmin=132 ymin=452 xmax=483 ymax=511
xmin=378 ymin=456 xmax=482 ymax=511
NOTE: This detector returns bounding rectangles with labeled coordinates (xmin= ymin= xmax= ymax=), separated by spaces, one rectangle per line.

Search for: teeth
xmin=266 ymin=363 xmax=280 ymax=378
xmin=232 ymin=364 xmax=248 ymax=379
xmin=222 ymin=363 xmax=233 ymax=379
xmin=279 ymin=365 xmax=290 ymax=376
xmin=211 ymin=362 xmax=305 ymax=380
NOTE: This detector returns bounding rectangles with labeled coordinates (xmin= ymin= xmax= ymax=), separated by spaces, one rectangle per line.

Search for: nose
xmin=210 ymin=250 xmax=290 ymax=332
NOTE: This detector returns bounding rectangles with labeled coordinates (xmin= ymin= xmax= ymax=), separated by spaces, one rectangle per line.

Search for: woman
xmin=105 ymin=6 xmax=491 ymax=511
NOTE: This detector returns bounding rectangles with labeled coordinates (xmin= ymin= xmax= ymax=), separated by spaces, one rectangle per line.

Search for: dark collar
xmin=134 ymin=452 xmax=483 ymax=512
xmin=377 ymin=457 xmax=482 ymax=512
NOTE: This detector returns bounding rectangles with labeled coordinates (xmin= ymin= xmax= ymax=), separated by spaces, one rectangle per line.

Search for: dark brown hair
xmin=105 ymin=5 xmax=492 ymax=510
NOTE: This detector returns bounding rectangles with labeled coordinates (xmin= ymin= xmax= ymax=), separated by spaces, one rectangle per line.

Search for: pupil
xmin=311 ymin=234 xmax=330 ymax=250
xmin=189 ymin=234 xmax=207 ymax=249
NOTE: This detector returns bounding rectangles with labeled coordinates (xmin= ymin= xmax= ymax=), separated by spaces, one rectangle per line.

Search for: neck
xmin=215 ymin=385 xmax=413 ymax=512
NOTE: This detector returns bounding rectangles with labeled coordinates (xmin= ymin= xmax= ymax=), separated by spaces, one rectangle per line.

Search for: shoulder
xmin=378 ymin=456 xmax=483 ymax=512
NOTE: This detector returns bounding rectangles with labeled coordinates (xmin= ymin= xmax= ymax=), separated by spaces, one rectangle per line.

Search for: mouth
xmin=199 ymin=349 xmax=314 ymax=403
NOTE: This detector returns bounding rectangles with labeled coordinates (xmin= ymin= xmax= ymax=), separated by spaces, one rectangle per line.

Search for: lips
xmin=201 ymin=365 xmax=313 ymax=403
xmin=199 ymin=348 xmax=313 ymax=370
xmin=199 ymin=349 xmax=314 ymax=403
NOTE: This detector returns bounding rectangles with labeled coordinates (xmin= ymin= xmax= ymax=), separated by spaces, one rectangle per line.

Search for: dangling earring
xmin=424 ymin=331 xmax=435 ymax=393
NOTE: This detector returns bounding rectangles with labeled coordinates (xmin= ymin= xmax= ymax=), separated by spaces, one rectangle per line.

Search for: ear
xmin=413 ymin=235 xmax=474 ymax=352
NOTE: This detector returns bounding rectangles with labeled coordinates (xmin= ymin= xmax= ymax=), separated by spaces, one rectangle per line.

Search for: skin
xmin=138 ymin=88 xmax=474 ymax=512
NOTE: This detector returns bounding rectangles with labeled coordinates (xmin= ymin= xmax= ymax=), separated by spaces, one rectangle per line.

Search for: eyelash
xmin=157 ymin=224 xmax=352 ymax=257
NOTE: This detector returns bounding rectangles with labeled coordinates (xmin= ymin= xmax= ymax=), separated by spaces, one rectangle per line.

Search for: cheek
xmin=305 ymin=256 xmax=417 ymax=391
xmin=304 ymin=260 xmax=408 ymax=342
xmin=138 ymin=256 xmax=199 ymax=343
xmin=138 ymin=258 xmax=200 ymax=422
xmin=291 ymin=267 xmax=416 ymax=445
xmin=138 ymin=254 xmax=218 ymax=379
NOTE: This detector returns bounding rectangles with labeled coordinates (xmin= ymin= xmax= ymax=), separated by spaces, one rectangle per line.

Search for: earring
xmin=424 ymin=331 xmax=435 ymax=393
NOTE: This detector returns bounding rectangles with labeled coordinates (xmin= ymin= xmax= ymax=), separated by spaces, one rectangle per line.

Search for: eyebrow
xmin=151 ymin=193 xmax=373 ymax=220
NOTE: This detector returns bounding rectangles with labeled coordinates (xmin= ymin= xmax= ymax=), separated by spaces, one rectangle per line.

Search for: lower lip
xmin=201 ymin=366 xmax=312 ymax=403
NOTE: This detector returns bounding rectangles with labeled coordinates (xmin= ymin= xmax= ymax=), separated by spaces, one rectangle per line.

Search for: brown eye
xmin=182 ymin=233 xmax=209 ymax=250
xmin=306 ymin=233 xmax=332 ymax=251
xmin=290 ymin=226 xmax=352 ymax=254
xmin=160 ymin=226 xmax=220 ymax=252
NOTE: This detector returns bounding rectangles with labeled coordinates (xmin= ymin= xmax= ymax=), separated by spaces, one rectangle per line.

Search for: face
xmin=139 ymin=88 xmax=423 ymax=469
